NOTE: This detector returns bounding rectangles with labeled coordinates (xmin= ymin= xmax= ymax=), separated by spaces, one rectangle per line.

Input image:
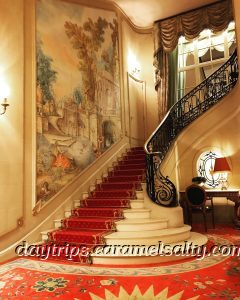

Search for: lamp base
xmin=220 ymin=179 xmax=229 ymax=190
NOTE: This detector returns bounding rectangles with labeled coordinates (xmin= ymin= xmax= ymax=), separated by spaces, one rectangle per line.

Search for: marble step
xmin=41 ymin=229 xmax=56 ymax=242
xmin=104 ymin=225 xmax=191 ymax=245
xmin=92 ymin=231 xmax=207 ymax=265
xmin=66 ymin=207 xmax=150 ymax=219
xmin=136 ymin=191 xmax=144 ymax=199
xmin=54 ymin=219 xmax=62 ymax=229
xmin=130 ymin=199 xmax=144 ymax=209
xmin=82 ymin=192 xmax=89 ymax=200
xmin=115 ymin=218 xmax=168 ymax=231
xmin=65 ymin=210 xmax=72 ymax=218
xmin=74 ymin=199 xmax=81 ymax=208
xmin=73 ymin=199 xmax=144 ymax=209
xmin=123 ymin=208 xmax=151 ymax=219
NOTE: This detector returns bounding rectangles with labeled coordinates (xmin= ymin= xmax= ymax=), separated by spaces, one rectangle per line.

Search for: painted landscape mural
xmin=36 ymin=0 xmax=121 ymax=207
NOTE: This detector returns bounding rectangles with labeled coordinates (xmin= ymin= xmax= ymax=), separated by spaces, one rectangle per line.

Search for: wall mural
xmin=36 ymin=0 xmax=121 ymax=208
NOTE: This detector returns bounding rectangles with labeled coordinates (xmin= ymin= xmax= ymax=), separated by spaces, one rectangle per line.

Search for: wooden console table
xmin=179 ymin=189 xmax=240 ymax=228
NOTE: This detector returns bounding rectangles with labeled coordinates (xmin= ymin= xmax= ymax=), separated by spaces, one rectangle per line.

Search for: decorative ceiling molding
xmin=60 ymin=0 xmax=221 ymax=34
xmin=107 ymin=0 xmax=220 ymax=28
xmin=60 ymin=0 xmax=153 ymax=33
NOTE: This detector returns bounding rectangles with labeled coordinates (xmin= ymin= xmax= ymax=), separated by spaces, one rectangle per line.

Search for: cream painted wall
xmin=121 ymin=19 xmax=158 ymax=144
xmin=0 ymin=0 xmax=24 ymax=237
xmin=161 ymin=0 xmax=240 ymax=193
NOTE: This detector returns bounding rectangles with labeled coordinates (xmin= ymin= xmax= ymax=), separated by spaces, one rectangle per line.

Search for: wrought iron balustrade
xmin=144 ymin=49 xmax=238 ymax=207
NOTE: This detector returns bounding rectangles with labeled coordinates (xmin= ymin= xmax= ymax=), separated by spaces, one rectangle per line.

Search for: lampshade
xmin=213 ymin=157 xmax=231 ymax=173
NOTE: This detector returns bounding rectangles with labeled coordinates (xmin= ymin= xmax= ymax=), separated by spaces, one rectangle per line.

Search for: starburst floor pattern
xmin=89 ymin=285 xmax=200 ymax=300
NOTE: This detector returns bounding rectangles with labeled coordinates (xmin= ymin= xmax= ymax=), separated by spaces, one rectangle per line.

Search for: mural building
xmin=36 ymin=0 xmax=122 ymax=206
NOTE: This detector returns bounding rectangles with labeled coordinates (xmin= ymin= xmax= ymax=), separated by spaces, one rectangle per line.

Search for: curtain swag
xmin=153 ymin=0 xmax=234 ymax=55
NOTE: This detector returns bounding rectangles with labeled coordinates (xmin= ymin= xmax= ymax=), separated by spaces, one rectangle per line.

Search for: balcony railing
xmin=144 ymin=49 xmax=238 ymax=207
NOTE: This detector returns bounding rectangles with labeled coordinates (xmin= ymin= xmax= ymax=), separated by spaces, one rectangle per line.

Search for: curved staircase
xmin=38 ymin=47 xmax=238 ymax=266
xmin=41 ymin=147 xmax=207 ymax=265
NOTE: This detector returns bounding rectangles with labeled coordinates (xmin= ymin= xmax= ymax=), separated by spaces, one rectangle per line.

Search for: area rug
xmin=0 ymin=226 xmax=239 ymax=299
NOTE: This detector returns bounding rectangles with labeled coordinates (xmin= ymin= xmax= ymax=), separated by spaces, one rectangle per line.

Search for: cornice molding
xmin=59 ymin=0 xmax=153 ymax=34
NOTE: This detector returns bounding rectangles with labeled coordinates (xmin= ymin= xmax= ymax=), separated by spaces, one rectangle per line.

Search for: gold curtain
xmin=154 ymin=50 xmax=169 ymax=121
xmin=154 ymin=0 xmax=233 ymax=54
xmin=153 ymin=0 xmax=234 ymax=121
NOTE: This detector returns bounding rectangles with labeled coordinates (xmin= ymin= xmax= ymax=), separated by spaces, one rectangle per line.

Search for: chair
xmin=185 ymin=184 xmax=215 ymax=232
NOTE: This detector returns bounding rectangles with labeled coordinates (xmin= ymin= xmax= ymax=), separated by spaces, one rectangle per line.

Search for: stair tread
xmin=64 ymin=217 xmax=118 ymax=222
xmin=113 ymin=167 xmax=145 ymax=170
xmin=123 ymin=208 xmax=150 ymax=212
xmin=130 ymin=199 xmax=144 ymax=202
xmin=165 ymin=231 xmax=208 ymax=247
xmin=106 ymin=179 xmax=143 ymax=182
xmin=82 ymin=198 xmax=132 ymax=201
xmin=115 ymin=218 xmax=168 ymax=224
xmin=92 ymin=189 xmax=136 ymax=192
xmin=41 ymin=228 xmax=56 ymax=234
xmin=105 ymin=231 xmax=206 ymax=248
xmin=92 ymin=232 xmax=208 ymax=259
xmin=76 ymin=207 xmax=126 ymax=211
xmin=105 ymin=225 xmax=191 ymax=239
xmin=80 ymin=198 xmax=142 ymax=202
xmin=120 ymin=161 xmax=145 ymax=164
xmin=106 ymin=175 xmax=143 ymax=177
xmin=98 ymin=183 xmax=140 ymax=186
xmin=53 ymin=229 xmax=109 ymax=235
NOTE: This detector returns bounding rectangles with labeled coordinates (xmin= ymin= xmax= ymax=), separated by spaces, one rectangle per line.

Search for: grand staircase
xmin=40 ymin=46 xmax=238 ymax=266
xmin=41 ymin=147 xmax=207 ymax=265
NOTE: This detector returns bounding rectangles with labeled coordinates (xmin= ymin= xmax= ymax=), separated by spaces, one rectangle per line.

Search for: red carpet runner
xmin=47 ymin=147 xmax=145 ymax=263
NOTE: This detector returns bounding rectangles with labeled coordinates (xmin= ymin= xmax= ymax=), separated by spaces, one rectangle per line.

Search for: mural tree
xmin=65 ymin=17 xmax=108 ymax=107
xmin=36 ymin=38 xmax=57 ymax=113
xmin=102 ymin=19 xmax=119 ymax=80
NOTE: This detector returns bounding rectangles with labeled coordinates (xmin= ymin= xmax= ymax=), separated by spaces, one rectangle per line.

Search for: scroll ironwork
xmin=144 ymin=49 xmax=238 ymax=207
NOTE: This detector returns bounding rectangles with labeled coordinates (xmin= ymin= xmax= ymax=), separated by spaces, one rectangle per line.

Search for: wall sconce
xmin=213 ymin=157 xmax=231 ymax=190
xmin=128 ymin=50 xmax=141 ymax=79
xmin=0 ymin=98 xmax=9 ymax=115
xmin=131 ymin=66 xmax=141 ymax=77
xmin=0 ymin=80 xmax=10 ymax=115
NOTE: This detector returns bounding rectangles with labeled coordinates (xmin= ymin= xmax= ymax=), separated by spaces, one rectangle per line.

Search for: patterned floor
xmin=0 ymin=226 xmax=240 ymax=299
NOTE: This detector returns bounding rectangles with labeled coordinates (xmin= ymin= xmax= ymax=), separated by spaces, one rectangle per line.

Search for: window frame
xmin=177 ymin=22 xmax=236 ymax=99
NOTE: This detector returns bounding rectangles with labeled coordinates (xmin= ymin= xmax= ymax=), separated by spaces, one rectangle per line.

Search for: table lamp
xmin=213 ymin=157 xmax=231 ymax=190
